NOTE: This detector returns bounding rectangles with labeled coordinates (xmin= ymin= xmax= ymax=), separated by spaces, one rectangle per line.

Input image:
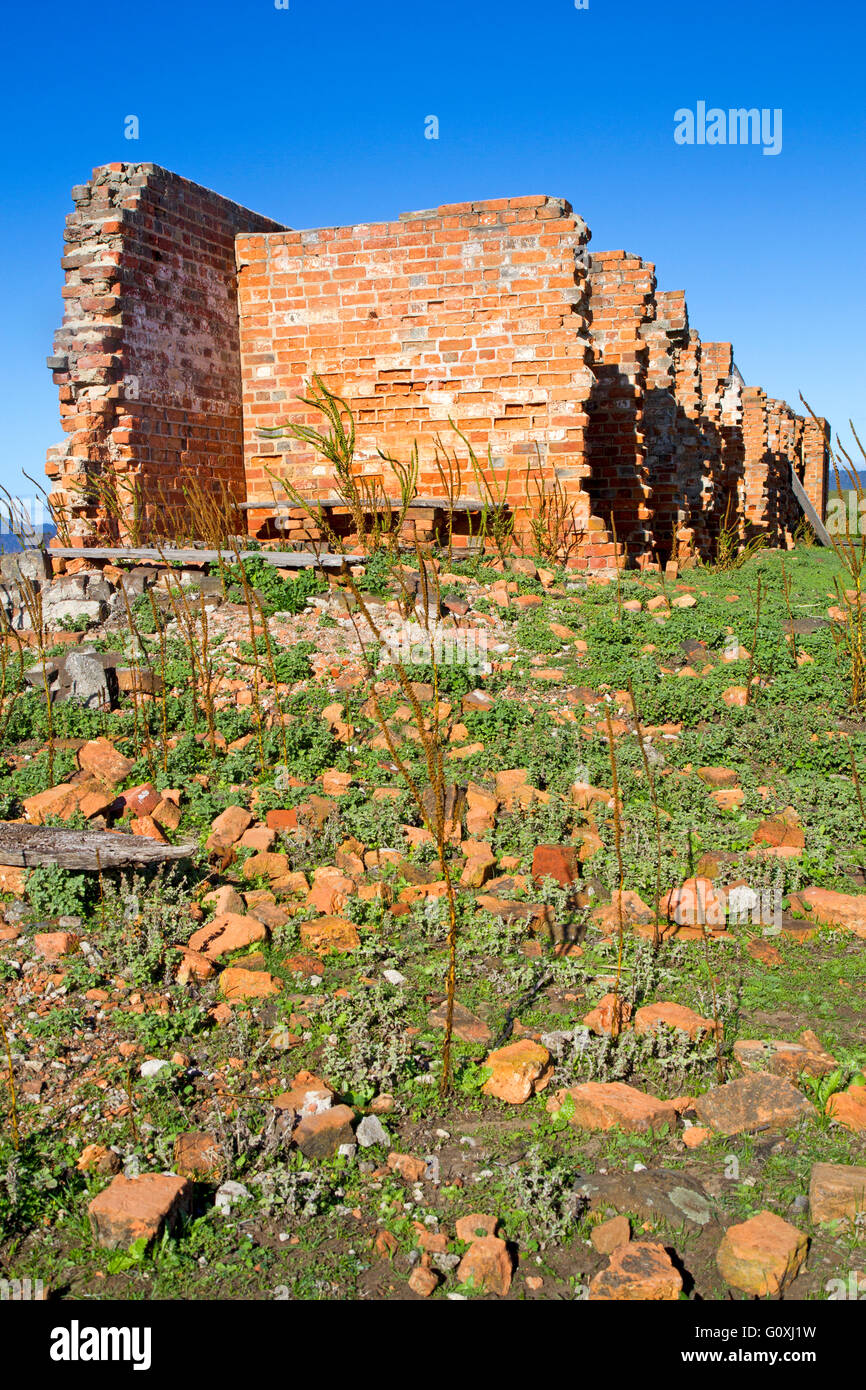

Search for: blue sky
xmin=0 ymin=0 xmax=863 ymax=501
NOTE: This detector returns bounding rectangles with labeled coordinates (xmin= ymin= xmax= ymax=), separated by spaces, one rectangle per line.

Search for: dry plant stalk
xmin=181 ymin=476 xmax=245 ymax=550
xmin=0 ymin=485 xmax=57 ymax=780
xmin=523 ymin=445 xmax=584 ymax=565
xmin=116 ymin=578 xmax=157 ymax=780
xmin=683 ymin=827 xmax=727 ymax=1085
xmin=850 ymin=747 xmax=866 ymax=824
xmin=0 ymin=604 xmax=25 ymax=747
xmin=628 ymin=679 xmax=662 ymax=950
xmin=260 ymin=374 xmax=418 ymax=554
xmin=610 ymin=513 xmax=623 ymax=620
xmin=712 ymin=492 xmax=766 ymax=572
xmin=226 ymin=553 xmax=267 ymax=778
xmin=603 ymin=704 xmax=627 ymax=1037
xmin=703 ymin=931 xmax=727 ymax=1086
xmin=249 ymin=588 xmax=292 ymax=771
xmin=228 ymin=540 xmax=290 ymax=774
xmin=801 ymin=397 xmax=866 ymax=708
xmin=0 ymin=1010 xmax=19 ymax=1149
xmin=149 ymin=473 xmax=246 ymax=551
xmin=147 ymin=590 xmax=169 ymax=775
xmin=125 ymin=1068 xmax=139 ymax=1146
xmin=72 ymin=469 xmax=146 ymax=546
xmin=95 ymin=847 xmax=108 ymax=933
xmin=745 ymin=573 xmax=762 ymax=706
xmin=277 ymin=482 xmax=462 ymax=1090
xmin=433 ymin=435 xmax=464 ymax=565
xmin=450 ymin=423 xmax=514 ymax=565
xmin=19 ymin=576 xmax=55 ymax=784
xmin=20 ymin=470 xmax=73 ymax=548
xmin=780 ymin=557 xmax=797 ymax=664
xmin=154 ymin=559 xmax=218 ymax=758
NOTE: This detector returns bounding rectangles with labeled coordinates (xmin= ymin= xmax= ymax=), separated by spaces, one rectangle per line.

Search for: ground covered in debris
xmin=0 ymin=542 xmax=865 ymax=1301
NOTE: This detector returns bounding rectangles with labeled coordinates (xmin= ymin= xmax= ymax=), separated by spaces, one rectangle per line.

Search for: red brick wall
xmin=699 ymin=341 xmax=734 ymax=533
xmin=46 ymin=163 xmax=285 ymax=542
xmin=45 ymin=166 xmax=831 ymax=561
xmin=803 ymin=415 xmax=830 ymax=521
xmin=739 ymin=388 xmax=830 ymax=540
xmin=586 ymin=251 xmax=654 ymax=562
xmin=742 ymin=386 xmax=771 ymax=531
xmin=767 ymin=399 xmax=804 ymax=536
xmin=642 ymin=288 xmax=689 ymax=558
xmin=236 ymin=196 xmax=626 ymax=563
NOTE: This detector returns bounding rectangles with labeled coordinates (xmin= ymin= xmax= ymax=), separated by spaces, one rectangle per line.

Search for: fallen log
xmin=0 ymin=823 xmax=197 ymax=871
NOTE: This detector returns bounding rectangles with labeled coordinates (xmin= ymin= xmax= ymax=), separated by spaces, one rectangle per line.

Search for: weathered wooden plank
xmin=0 ymin=824 xmax=198 ymax=871
xmin=789 ymin=464 xmax=833 ymax=547
xmin=47 ymin=547 xmax=361 ymax=569
xmin=240 ymin=496 xmax=501 ymax=512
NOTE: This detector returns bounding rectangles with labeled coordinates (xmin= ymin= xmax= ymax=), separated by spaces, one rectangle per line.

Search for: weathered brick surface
xmin=236 ymin=196 xmax=602 ymax=557
xmin=585 ymin=250 xmax=653 ymax=564
xmin=45 ymin=166 xmax=830 ymax=565
xmin=46 ymin=163 xmax=285 ymax=542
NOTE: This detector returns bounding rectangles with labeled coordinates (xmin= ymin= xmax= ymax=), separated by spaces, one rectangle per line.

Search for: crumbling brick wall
xmin=46 ymin=163 xmax=285 ymax=543
xmin=585 ymin=251 xmax=654 ymax=563
xmin=236 ymin=197 xmax=625 ymax=567
xmin=44 ymin=164 xmax=830 ymax=564
xmin=802 ymin=416 xmax=830 ymax=522
xmin=592 ymin=270 xmax=749 ymax=565
xmin=718 ymin=360 xmax=745 ymax=531
xmin=641 ymin=287 xmax=688 ymax=560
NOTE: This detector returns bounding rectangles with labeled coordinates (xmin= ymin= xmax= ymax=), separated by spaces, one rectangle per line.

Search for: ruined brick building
xmin=45 ymin=163 xmax=830 ymax=569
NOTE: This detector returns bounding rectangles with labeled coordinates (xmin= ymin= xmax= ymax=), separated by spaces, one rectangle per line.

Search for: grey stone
xmin=571 ymin=1167 xmax=717 ymax=1231
xmin=23 ymin=661 xmax=59 ymax=691
xmin=46 ymin=575 xmax=88 ymax=601
xmin=42 ymin=598 xmax=105 ymax=627
xmin=432 ymin=1252 xmax=461 ymax=1273
xmin=356 ymin=1115 xmax=390 ymax=1148
xmin=119 ymin=567 xmax=160 ymax=596
xmin=0 ymin=549 xmax=52 ymax=585
xmin=63 ymin=649 xmax=113 ymax=708
xmin=85 ymin=577 xmax=114 ymax=605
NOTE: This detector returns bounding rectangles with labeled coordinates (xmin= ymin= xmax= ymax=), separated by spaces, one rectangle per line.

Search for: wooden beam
xmin=240 ymin=496 xmax=503 ymax=513
xmin=0 ymin=823 xmax=198 ymax=871
xmin=48 ymin=547 xmax=361 ymax=569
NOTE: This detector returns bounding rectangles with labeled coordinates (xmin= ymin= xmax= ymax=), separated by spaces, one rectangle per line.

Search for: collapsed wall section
xmin=46 ymin=163 xmax=285 ymax=542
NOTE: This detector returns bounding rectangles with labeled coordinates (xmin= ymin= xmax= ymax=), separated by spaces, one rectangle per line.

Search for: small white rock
xmin=140 ymin=1059 xmax=170 ymax=1078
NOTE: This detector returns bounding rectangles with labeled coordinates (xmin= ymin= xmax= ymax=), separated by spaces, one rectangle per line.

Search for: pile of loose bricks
xmin=45 ymin=163 xmax=829 ymax=571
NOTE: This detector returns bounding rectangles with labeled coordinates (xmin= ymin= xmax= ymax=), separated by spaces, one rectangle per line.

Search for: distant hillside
xmin=828 ymin=468 xmax=866 ymax=495
xmin=0 ymin=525 xmax=56 ymax=553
